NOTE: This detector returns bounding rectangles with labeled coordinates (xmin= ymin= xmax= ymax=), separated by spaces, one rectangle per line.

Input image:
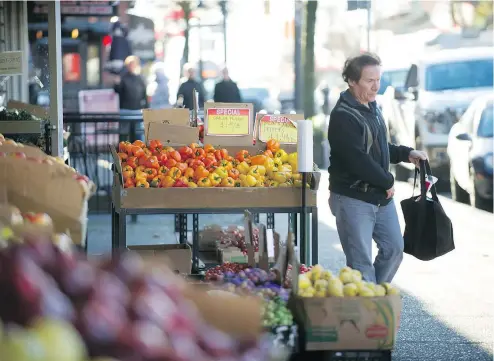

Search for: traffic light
xmin=347 ymin=0 xmax=371 ymax=11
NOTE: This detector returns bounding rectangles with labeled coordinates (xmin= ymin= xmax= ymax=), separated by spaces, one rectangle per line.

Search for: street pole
xmin=294 ymin=0 xmax=303 ymax=113
xmin=366 ymin=0 xmax=371 ymax=51
xmin=219 ymin=0 xmax=227 ymax=65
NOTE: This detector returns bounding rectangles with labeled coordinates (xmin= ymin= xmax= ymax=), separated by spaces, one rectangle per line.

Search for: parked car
xmin=447 ymin=94 xmax=493 ymax=211
xmin=387 ymin=47 xmax=493 ymax=180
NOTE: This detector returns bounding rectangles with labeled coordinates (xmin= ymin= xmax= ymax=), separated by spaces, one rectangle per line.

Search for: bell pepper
xmin=130 ymin=146 xmax=144 ymax=158
xmin=242 ymin=174 xmax=257 ymax=187
xmin=267 ymin=180 xmax=279 ymax=187
xmin=194 ymin=148 xmax=206 ymax=159
xmin=158 ymin=166 xmax=169 ymax=176
xmin=228 ymin=168 xmax=240 ymax=180
xmin=197 ymin=177 xmax=212 ymax=187
xmin=168 ymin=150 xmax=182 ymax=162
xmin=179 ymin=146 xmax=193 ymax=160
xmin=189 ymin=143 xmax=200 ymax=149
xmin=118 ymin=152 xmax=128 ymax=162
xmin=208 ymin=173 xmax=222 ymax=187
xmin=204 ymin=144 xmax=215 ymax=154
xmin=235 ymin=150 xmax=250 ymax=162
xmin=237 ymin=161 xmax=250 ymax=175
xmin=221 ymin=177 xmax=235 ymax=187
xmin=160 ymin=176 xmax=175 ymax=188
xmin=184 ymin=168 xmax=195 ymax=182
xmin=122 ymin=164 xmax=133 ymax=173
xmin=149 ymin=176 xmax=161 ymax=188
xmin=255 ymin=179 xmax=265 ymax=187
xmin=266 ymin=139 xmax=280 ymax=152
xmin=166 ymin=159 xmax=177 ymax=168
xmin=176 ymin=162 xmax=188 ymax=174
xmin=278 ymin=182 xmax=289 ymax=188
xmin=166 ymin=167 xmax=182 ymax=179
xmin=145 ymin=156 xmax=160 ymax=169
xmin=272 ymin=172 xmax=288 ymax=184
xmin=273 ymin=158 xmax=283 ymax=168
xmin=250 ymin=154 xmax=267 ymax=166
xmin=203 ymin=157 xmax=216 ymax=169
xmin=149 ymin=139 xmax=163 ymax=151
xmin=144 ymin=168 xmax=158 ymax=181
xmin=136 ymin=179 xmax=150 ymax=188
xmin=194 ymin=166 xmax=209 ymax=180
xmin=274 ymin=149 xmax=288 ymax=163
xmin=234 ymin=179 xmax=242 ymax=187
xmin=287 ymin=152 xmax=298 ymax=169
xmin=293 ymin=180 xmax=309 ymax=188
xmin=188 ymin=182 xmax=198 ymax=188
xmin=280 ymin=164 xmax=292 ymax=173
xmin=214 ymin=148 xmax=228 ymax=161
xmin=263 ymin=157 xmax=275 ymax=172
xmin=122 ymin=169 xmax=135 ymax=181
xmin=248 ymin=165 xmax=266 ymax=177
xmin=218 ymin=159 xmax=232 ymax=170
xmin=124 ymin=178 xmax=135 ymax=188
xmin=138 ymin=156 xmax=149 ymax=167
xmin=157 ymin=151 xmax=168 ymax=165
xmin=135 ymin=170 xmax=147 ymax=181
xmin=174 ymin=178 xmax=189 ymax=188
xmin=263 ymin=150 xmax=273 ymax=158
xmin=292 ymin=173 xmax=302 ymax=181
xmin=214 ymin=166 xmax=228 ymax=179
xmin=133 ymin=140 xmax=146 ymax=148
xmin=189 ymin=159 xmax=204 ymax=170
xmin=142 ymin=148 xmax=152 ymax=157
xmin=118 ymin=141 xmax=131 ymax=153
xmin=163 ymin=146 xmax=175 ymax=152
xmin=125 ymin=157 xmax=137 ymax=169
xmin=231 ymin=159 xmax=240 ymax=168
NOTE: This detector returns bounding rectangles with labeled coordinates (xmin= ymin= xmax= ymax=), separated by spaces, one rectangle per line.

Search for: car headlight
xmin=485 ymin=153 xmax=493 ymax=172
xmin=421 ymin=110 xmax=454 ymax=134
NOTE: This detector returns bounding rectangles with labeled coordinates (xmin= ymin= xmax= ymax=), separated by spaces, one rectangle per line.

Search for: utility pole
xmin=294 ymin=0 xmax=303 ymax=113
xmin=366 ymin=0 xmax=371 ymax=51
xmin=219 ymin=0 xmax=228 ymax=65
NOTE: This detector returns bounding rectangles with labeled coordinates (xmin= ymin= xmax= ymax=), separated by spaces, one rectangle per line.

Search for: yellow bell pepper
xmin=292 ymin=173 xmax=302 ymax=181
xmin=248 ymin=165 xmax=266 ymax=177
xmin=188 ymin=182 xmax=198 ymax=188
xmin=255 ymin=179 xmax=265 ymax=187
xmin=214 ymin=166 xmax=228 ymax=179
xmin=280 ymin=164 xmax=292 ymax=173
xmin=294 ymin=179 xmax=311 ymax=188
xmin=208 ymin=173 xmax=222 ymax=186
xmin=278 ymin=182 xmax=289 ymax=188
xmin=234 ymin=179 xmax=242 ymax=187
xmin=237 ymin=161 xmax=250 ymax=175
xmin=242 ymin=174 xmax=257 ymax=187
xmin=239 ymin=174 xmax=247 ymax=182
xmin=273 ymin=158 xmax=283 ymax=168
xmin=274 ymin=149 xmax=288 ymax=163
xmin=264 ymin=157 xmax=275 ymax=172
xmin=272 ymin=172 xmax=288 ymax=184
xmin=267 ymin=180 xmax=279 ymax=187
xmin=287 ymin=152 xmax=298 ymax=169
xmin=267 ymin=166 xmax=278 ymax=178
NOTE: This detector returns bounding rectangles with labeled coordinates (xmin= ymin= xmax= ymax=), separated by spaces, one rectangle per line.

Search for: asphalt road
xmin=87 ymin=174 xmax=494 ymax=361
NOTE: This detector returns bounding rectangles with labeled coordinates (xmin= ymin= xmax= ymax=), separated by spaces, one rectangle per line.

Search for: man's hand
xmin=386 ymin=186 xmax=395 ymax=199
xmin=408 ymin=150 xmax=428 ymax=167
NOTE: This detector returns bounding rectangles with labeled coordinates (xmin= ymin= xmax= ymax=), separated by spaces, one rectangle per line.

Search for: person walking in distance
xmin=176 ymin=63 xmax=205 ymax=110
xmin=213 ymin=67 xmax=242 ymax=103
xmin=327 ymin=53 xmax=427 ymax=284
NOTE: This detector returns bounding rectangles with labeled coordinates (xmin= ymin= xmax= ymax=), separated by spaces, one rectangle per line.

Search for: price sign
xmin=206 ymin=108 xmax=251 ymax=136
xmin=258 ymin=115 xmax=297 ymax=144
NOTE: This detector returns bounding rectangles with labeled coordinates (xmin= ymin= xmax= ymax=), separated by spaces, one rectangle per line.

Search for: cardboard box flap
xmin=128 ymin=243 xmax=192 ymax=274
xmin=142 ymin=108 xmax=190 ymax=126
xmin=145 ymin=122 xmax=198 ymax=146
xmin=6 ymin=100 xmax=48 ymax=119
xmin=203 ymin=102 xmax=254 ymax=147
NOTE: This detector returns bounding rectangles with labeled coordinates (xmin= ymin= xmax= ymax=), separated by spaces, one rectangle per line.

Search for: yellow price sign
xmin=258 ymin=115 xmax=297 ymax=143
xmin=206 ymin=108 xmax=251 ymax=136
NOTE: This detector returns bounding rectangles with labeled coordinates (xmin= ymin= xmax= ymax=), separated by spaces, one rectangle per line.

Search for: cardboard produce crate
xmin=111 ymin=108 xmax=319 ymax=210
xmin=127 ymin=243 xmax=192 ymax=275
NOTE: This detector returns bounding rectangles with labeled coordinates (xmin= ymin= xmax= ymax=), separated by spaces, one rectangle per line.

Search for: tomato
xmin=194 ymin=148 xmax=206 ymax=159
xmin=133 ymin=140 xmax=146 ymax=148
xmin=168 ymin=150 xmax=181 ymax=162
xmin=228 ymin=168 xmax=240 ymax=179
xmin=145 ymin=156 xmax=160 ymax=169
xmin=126 ymin=156 xmax=138 ymax=169
xmin=166 ymin=158 xmax=177 ymax=168
xmin=194 ymin=165 xmax=209 ymax=181
xmin=178 ymin=146 xmax=193 ymax=160
xmin=204 ymin=144 xmax=215 ymax=154
xmin=235 ymin=150 xmax=249 ymax=162
xmin=266 ymin=139 xmax=280 ymax=152
xmin=176 ymin=162 xmax=188 ymax=174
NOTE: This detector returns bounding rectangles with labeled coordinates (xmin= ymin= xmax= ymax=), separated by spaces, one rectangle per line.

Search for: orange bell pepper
xmin=176 ymin=162 xmax=188 ymax=174
xmin=124 ymin=177 xmax=135 ymax=188
xmin=250 ymin=154 xmax=267 ymax=166
xmin=122 ymin=169 xmax=134 ymax=180
xmin=145 ymin=156 xmax=160 ymax=169
xmin=204 ymin=144 xmax=215 ymax=154
xmin=228 ymin=168 xmax=240 ymax=179
xmin=235 ymin=150 xmax=250 ymax=162
xmin=214 ymin=148 xmax=228 ymax=161
xmin=118 ymin=141 xmax=131 ymax=153
xmin=144 ymin=168 xmax=158 ymax=181
xmin=118 ymin=152 xmax=128 ymax=162
xmin=184 ymin=168 xmax=195 ymax=182
xmin=194 ymin=148 xmax=206 ymax=159
xmin=149 ymin=139 xmax=163 ymax=151
xmin=126 ymin=156 xmax=138 ymax=169
xmin=133 ymin=140 xmax=146 ymax=148
xmin=158 ymin=165 xmax=169 ymax=176
xmin=266 ymin=139 xmax=280 ymax=152
xmin=194 ymin=165 xmax=209 ymax=180
xmin=138 ymin=156 xmax=149 ymax=167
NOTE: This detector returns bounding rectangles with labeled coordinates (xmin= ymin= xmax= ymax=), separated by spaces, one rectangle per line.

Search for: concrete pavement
xmin=86 ymin=173 xmax=494 ymax=360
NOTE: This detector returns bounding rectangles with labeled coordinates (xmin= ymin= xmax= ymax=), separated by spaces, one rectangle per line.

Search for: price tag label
xmin=258 ymin=115 xmax=297 ymax=144
xmin=206 ymin=108 xmax=251 ymax=136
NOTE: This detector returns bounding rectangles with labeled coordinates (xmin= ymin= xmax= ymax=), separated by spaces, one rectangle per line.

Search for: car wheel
xmin=469 ymin=166 xmax=493 ymax=211
xmin=450 ymin=168 xmax=469 ymax=204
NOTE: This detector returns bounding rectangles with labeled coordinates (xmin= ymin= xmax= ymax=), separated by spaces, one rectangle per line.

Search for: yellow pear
xmin=359 ymin=287 xmax=376 ymax=297
xmin=327 ymin=278 xmax=344 ymax=297
xmin=351 ymin=269 xmax=363 ymax=283
xmin=298 ymin=274 xmax=312 ymax=290
xmin=374 ymin=285 xmax=386 ymax=297
xmin=314 ymin=279 xmax=328 ymax=291
xmin=321 ymin=270 xmax=333 ymax=281
xmin=343 ymin=283 xmax=358 ymax=297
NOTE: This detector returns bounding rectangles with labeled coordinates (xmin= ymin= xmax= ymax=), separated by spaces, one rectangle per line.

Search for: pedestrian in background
xmin=147 ymin=62 xmax=171 ymax=109
xmin=213 ymin=67 xmax=242 ymax=103
xmin=327 ymin=53 xmax=427 ymax=284
xmin=177 ymin=63 xmax=205 ymax=110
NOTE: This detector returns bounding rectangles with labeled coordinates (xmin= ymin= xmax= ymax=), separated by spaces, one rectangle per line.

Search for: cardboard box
xmin=127 ymin=243 xmax=192 ymax=274
xmin=198 ymin=224 xmax=224 ymax=251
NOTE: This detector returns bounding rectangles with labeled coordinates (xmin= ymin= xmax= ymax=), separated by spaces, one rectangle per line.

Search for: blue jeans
xmin=329 ymin=192 xmax=404 ymax=283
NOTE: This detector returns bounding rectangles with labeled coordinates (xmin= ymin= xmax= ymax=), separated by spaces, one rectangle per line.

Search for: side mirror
xmin=408 ymin=87 xmax=419 ymax=101
xmin=393 ymin=88 xmax=406 ymax=100
xmin=456 ymin=133 xmax=472 ymax=141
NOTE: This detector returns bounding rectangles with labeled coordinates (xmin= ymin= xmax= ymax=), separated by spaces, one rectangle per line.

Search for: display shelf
xmin=0 ymin=120 xmax=45 ymax=134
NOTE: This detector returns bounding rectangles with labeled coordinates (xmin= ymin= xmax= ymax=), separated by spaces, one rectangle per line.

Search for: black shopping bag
xmin=400 ymin=160 xmax=455 ymax=261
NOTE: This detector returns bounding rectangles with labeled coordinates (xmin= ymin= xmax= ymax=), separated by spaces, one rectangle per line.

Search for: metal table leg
xmin=311 ymin=207 xmax=318 ymax=265
xmin=117 ymin=210 xmax=127 ymax=250
xmin=254 ymin=213 xmax=260 ymax=223
xmin=192 ymin=213 xmax=200 ymax=273
xmin=267 ymin=213 xmax=275 ymax=229
xmin=111 ymin=204 xmax=118 ymax=252
xmin=289 ymin=213 xmax=298 ymax=245
xmin=179 ymin=214 xmax=188 ymax=244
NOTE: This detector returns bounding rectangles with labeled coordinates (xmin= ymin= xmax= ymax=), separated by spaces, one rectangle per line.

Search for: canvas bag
xmin=400 ymin=160 xmax=455 ymax=261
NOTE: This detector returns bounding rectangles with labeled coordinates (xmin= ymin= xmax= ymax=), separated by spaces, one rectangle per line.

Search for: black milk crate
xmin=289 ymin=350 xmax=392 ymax=361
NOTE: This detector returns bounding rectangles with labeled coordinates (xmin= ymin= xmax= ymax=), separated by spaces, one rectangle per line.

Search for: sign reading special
xmin=206 ymin=107 xmax=251 ymax=136
xmin=258 ymin=114 xmax=300 ymax=144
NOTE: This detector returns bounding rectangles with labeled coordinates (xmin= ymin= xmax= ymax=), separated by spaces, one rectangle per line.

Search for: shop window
xmin=63 ymin=53 xmax=81 ymax=82
xmin=87 ymin=44 xmax=101 ymax=87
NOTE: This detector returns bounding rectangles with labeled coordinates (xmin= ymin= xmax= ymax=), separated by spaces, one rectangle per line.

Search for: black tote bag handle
xmin=412 ymin=160 xmax=439 ymax=202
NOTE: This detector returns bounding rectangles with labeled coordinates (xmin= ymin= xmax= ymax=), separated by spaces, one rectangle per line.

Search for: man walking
xmin=328 ymin=53 xmax=427 ymax=284
xmin=213 ymin=67 xmax=242 ymax=103
xmin=177 ymin=63 xmax=205 ymax=110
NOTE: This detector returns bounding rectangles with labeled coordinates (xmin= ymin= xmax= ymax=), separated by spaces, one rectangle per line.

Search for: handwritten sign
xmin=206 ymin=108 xmax=250 ymax=136
xmin=0 ymin=51 xmax=23 ymax=76
xmin=258 ymin=115 xmax=297 ymax=144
